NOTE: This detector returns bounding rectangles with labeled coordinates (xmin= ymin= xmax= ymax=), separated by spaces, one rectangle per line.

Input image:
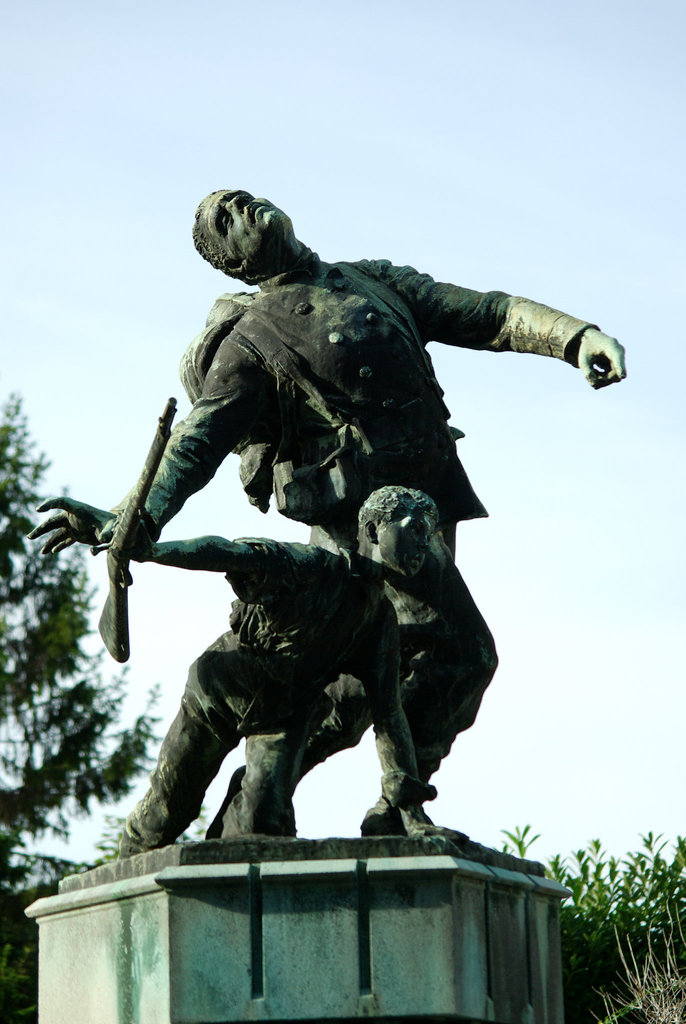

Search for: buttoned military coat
xmin=144 ymin=255 xmax=593 ymax=535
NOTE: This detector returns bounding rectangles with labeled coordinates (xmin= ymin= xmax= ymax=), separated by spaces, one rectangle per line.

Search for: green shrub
xmin=503 ymin=829 xmax=686 ymax=1023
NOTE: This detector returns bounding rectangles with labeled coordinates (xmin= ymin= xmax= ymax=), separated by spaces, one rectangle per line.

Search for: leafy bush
xmin=503 ymin=828 xmax=686 ymax=1023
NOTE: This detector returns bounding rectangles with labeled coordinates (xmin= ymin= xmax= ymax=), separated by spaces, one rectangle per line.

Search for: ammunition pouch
xmin=273 ymin=425 xmax=363 ymax=525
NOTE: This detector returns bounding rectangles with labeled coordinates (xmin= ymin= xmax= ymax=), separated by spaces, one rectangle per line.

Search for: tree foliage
xmin=553 ymin=835 xmax=686 ymax=1024
xmin=503 ymin=828 xmax=686 ymax=1024
xmin=0 ymin=394 xmax=156 ymax=838
xmin=0 ymin=830 xmax=76 ymax=1024
xmin=0 ymin=394 xmax=157 ymax=1023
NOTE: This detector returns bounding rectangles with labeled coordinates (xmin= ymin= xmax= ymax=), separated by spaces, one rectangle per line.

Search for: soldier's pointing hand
xmin=578 ymin=329 xmax=627 ymax=389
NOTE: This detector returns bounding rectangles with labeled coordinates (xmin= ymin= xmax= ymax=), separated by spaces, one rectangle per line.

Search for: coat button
xmin=366 ymin=312 xmax=378 ymax=324
xmin=294 ymin=302 xmax=312 ymax=315
xmin=359 ymin=366 xmax=373 ymax=379
xmin=329 ymin=332 xmax=345 ymax=345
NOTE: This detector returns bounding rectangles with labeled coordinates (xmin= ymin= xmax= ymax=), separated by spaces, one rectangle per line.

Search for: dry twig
xmin=600 ymin=910 xmax=686 ymax=1024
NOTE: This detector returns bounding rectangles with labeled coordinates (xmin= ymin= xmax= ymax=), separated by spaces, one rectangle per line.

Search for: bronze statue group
xmin=31 ymin=190 xmax=626 ymax=854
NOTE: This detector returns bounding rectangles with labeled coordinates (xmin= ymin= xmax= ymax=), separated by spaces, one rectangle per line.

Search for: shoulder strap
xmin=179 ymin=292 xmax=256 ymax=401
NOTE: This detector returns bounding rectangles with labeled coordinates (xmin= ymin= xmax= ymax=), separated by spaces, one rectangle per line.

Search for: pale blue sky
xmin=2 ymin=0 xmax=684 ymax=863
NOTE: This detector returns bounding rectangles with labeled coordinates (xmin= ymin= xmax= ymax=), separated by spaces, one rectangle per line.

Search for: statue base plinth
xmin=26 ymin=837 xmax=568 ymax=1024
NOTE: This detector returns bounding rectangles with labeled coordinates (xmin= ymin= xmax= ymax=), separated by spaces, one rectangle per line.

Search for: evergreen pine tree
xmin=0 ymin=393 xmax=157 ymax=1022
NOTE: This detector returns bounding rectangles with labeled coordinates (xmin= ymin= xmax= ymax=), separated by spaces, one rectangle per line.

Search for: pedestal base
xmin=26 ymin=837 xmax=568 ymax=1024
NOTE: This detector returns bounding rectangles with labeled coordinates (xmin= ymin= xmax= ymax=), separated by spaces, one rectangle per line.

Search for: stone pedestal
xmin=26 ymin=837 xmax=569 ymax=1024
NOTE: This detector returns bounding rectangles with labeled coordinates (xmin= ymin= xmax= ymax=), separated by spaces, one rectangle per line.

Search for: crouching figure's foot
xmin=118 ymin=824 xmax=153 ymax=859
xmin=400 ymin=805 xmax=469 ymax=845
xmin=118 ymin=805 xmax=170 ymax=858
xmin=361 ymin=796 xmax=469 ymax=845
xmin=360 ymin=796 xmax=406 ymax=837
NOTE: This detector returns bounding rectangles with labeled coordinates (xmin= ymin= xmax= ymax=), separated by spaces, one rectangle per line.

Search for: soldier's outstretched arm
xmin=357 ymin=259 xmax=626 ymax=388
xmin=143 ymin=347 xmax=270 ymax=535
xmin=106 ymin=337 xmax=271 ymax=550
xmin=487 ymin=297 xmax=626 ymax=388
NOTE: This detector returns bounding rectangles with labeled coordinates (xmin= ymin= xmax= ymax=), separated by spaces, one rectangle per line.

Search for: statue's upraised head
xmin=192 ymin=190 xmax=304 ymax=285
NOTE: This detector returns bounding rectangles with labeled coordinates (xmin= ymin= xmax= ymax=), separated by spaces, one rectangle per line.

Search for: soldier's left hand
xmin=28 ymin=497 xmax=116 ymax=554
xmin=578 ymin=329 xmax=627 ymax=389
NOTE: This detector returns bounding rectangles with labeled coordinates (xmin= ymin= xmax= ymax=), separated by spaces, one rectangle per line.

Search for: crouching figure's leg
xmin=119 ymin=634 xmax=243 ymax=857
xmin=220 ymin=722 xmax=313 ymax=839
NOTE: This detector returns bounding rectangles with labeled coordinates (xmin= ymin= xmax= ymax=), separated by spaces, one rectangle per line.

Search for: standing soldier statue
xmin=31 ymin=189 xmax=626 ymax=840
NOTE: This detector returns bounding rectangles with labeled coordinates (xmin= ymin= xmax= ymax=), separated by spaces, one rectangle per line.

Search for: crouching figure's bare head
xmin=358 ymin=487 xmax=439 ymax=577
